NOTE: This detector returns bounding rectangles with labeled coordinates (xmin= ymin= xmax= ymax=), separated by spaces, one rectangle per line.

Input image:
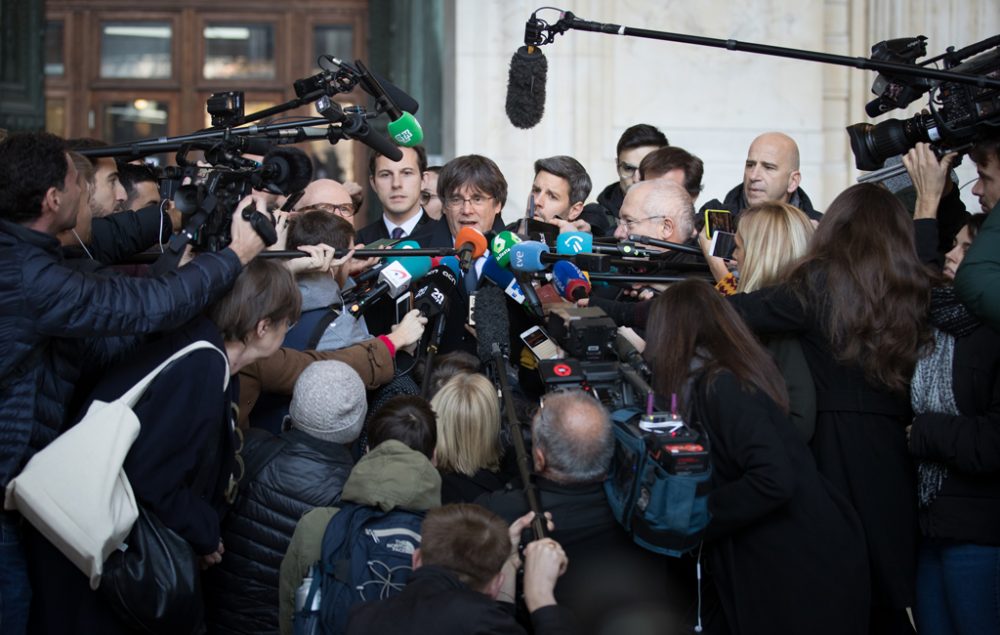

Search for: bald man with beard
xmin=699 ymin=132 xmax=822 ymax=222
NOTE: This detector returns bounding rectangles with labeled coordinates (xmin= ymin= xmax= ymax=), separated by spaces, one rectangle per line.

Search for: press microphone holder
xmin=529 ymin=9 xmax=1000 ymax=91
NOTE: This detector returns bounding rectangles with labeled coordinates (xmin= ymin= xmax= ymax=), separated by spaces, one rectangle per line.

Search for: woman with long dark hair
xmin=645 ymin=280 xmax=868 ymax=635
xmin=728 ymin=183 xmax=933 ymax=633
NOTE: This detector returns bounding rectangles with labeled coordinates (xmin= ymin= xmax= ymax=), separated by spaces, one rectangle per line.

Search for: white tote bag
xmin=4 ymin=340 xmax=229 ymax=590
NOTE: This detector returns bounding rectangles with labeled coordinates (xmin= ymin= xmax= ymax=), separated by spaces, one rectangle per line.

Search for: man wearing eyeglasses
xmin=420 ymin=166 xmax=444 ymax=221
xmin=356 ymin=145 xmax=434 ymax=244
xmin=580 ymin=124 xmax=669 ymax=236
xmin=698 ymin=132 xmax=822 ymax=222
xmin=415 ymin=154 xmax=507 ymax=250
xmin=612 ymin=179 xmax=698 ymax=254
xmin=293 ymin=179 xmax=359 ymax=227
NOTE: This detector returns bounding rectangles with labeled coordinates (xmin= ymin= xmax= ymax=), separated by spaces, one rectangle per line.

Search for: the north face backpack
xmin=294 ymin=502 xmax=424 ymax=635
xmin=604 ymin=389 xmax=713 ymax=557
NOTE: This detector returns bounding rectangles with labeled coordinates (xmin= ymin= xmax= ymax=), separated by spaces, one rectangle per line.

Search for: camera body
xmin=846 ymin=36 xmax=1000 ymax=170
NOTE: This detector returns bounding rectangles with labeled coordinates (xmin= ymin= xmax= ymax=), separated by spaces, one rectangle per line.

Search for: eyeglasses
xmin=419 ymin=191 xmax=440 ymax=206
xmin=616 ymin=160 xmax=641 ymax=179
xmin=444 ymin=194 xmax=494 ymax=211
xmin=330 ymin=203 xmax=357 ymax=217
xmin=616 ymin=215 xmax=665 ymax=231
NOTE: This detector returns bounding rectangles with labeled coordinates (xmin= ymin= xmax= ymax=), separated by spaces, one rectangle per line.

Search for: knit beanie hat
xmin=289 ymin=360 xmax=367 ymax=444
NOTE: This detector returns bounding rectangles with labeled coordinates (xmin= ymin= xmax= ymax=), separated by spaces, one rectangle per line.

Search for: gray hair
xmin=532 ymin=390 xmax=613 ymax=483
xmin=534 ymin=155 xmax=593 ymax=206
xmin=639 ymin=179 xmax=696 ymax=240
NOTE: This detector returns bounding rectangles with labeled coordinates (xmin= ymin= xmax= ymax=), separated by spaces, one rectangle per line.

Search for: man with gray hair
xmin=478 ymin=390 xmax=687 ymax=634
xmin=613 ymin=179 xmax=698 ymax=256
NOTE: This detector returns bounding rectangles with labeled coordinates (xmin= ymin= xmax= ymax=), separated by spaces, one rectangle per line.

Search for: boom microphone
xmin=505 ymin=17 xmax=549 ymax=129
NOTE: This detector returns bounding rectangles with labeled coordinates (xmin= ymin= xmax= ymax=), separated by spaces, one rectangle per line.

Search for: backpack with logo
xmin=293 ymin=502 xmax=424 ymax=635
xmin=604 ymin=380 xmax=713 ymax=557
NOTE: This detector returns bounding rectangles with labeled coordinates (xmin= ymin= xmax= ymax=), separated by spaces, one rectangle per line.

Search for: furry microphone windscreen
xmin=505 ymin=46 xmax=548 ymax=129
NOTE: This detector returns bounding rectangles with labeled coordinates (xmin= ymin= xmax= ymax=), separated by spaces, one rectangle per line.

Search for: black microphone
xmin=254 ymin=147 xmax=313 ymax=195
xmin=474 ymin=284 xmax=512 ymax=366
xmin=615 ymin=331 xmax=651 ymax=377
xmin=505 ymin=16 xmax=548 ymax=129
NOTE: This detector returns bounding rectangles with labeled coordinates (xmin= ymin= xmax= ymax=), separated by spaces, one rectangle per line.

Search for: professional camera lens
xmin=846 ymin=113 xmax=938 ymax=171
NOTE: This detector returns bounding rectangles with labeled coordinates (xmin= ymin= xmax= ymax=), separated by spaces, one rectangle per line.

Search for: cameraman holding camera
xmin=954 ymin=133 xmax=1000 ymax=329
xmin=0 ymin=131 xmax=267 ymax=634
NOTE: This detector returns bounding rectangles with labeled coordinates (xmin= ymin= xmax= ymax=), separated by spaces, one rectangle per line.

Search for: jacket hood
xmin=341 ymin=439 xmax=441 ymax=512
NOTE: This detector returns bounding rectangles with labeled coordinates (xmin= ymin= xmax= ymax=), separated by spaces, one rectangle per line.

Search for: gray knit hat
xmin=289 ymin=361 xmax=367 ymax=444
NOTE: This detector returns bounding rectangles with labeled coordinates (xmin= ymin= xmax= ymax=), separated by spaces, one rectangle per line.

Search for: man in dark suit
xmin=356 ymin=146 xmax=435 ymax=244
xmin=414 ymin=154 xmax=507 ymax=250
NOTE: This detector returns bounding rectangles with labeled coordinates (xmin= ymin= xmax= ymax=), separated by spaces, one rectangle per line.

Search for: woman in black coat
xmin=909 ymin=215 xmax=1000 ymax=634
xmin=726 ymin=184 xmax=932 ymax=634
xmin=25 ymin=258 xmax=303 ymax=635
xmin=644 ymin=280 xmax=869 ymax=635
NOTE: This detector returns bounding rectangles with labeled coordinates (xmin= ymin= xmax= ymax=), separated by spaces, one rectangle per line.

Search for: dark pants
xmin=0 ymin=511 xmax=30 ymax=635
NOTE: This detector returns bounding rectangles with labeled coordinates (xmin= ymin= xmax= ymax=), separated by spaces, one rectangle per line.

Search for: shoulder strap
xmin=118 ymin=340 xmax=229 ymax=408
xmin=306 ymin=308 xmax=341 ymax=350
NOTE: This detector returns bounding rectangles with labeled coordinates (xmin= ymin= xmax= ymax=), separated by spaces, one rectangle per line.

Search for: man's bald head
xmin=294 ymin=179 xmax=357 ymax=225
xmin=532 ymin=390 xmax=613 ymax=484
xmin=743 ymin=132 xmax=802 ymax=206
xmin=615 ymin=179 xmax=696 ymax=244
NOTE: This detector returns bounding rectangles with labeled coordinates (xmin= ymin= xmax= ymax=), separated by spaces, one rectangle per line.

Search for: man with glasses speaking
xmin=581 ymin=124 xmax=669 ymax=236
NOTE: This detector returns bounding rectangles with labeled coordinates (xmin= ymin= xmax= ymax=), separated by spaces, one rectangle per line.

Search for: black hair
xmin=616 ymin=124 xmax=669 ymax=157
xmin=0 ymin=132 xmax=70 ymax=224
xmin=367 ymin=395 xmax=438 ymax=458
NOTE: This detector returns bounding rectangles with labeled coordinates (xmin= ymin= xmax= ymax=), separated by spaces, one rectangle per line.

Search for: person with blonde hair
xmin=431 ymin=373 xmax=507 ymax=503
xmin=733 ymin=201 xmax=813 ymax=293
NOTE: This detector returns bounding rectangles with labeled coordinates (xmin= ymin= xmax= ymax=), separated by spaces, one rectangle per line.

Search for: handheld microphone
xmin=555 ymin=231 xmax=594 ymax=255
xmin=552 ymin=260 xmax=592 ymax=302
xmin=492 ymin=230 xmax=543 ymax=318
xmin=510 ymin=241 xmax=612 ymax=274
xmin=505 ymin=16 xmax=548 ymax=129
xmin=491 ymin=230 xmax=523 ymax=268
xmin=354 ymin=60 xmax=424 ymax=147
xmin=436 ymin=255 xmax=463 ymax=280
xmin=349 ymin=256 xmax=431 ymax=316
xmin=455 ymin=227 xmax=488 ymax=271
xmin=481 ymin=256 xmax=527 ymax=305
xmin=414 ymin=265 xmax=459 ymax=396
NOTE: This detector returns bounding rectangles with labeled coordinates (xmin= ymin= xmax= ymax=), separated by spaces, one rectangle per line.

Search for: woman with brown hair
xmin=727 ymin=183 xmax=933 ymax=633
xmin=645 ymin=279 xmax=868 ymax=635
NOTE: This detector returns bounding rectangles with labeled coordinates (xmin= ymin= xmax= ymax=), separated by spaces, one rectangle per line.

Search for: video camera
xmin=847 ymin=35 xmax=1000 ymax=170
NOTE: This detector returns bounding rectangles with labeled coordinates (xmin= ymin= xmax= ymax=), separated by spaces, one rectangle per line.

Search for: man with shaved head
xmin=700 ymin=131 xmax=821 ymax=221
xmin=293 ymin=179 xmax=359 ymax=227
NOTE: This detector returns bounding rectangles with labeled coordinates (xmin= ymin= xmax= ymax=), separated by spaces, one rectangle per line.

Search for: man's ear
xmin=659 ymin=217 xmax=674 ymax=241
xmin=787 ymin=170 xmax=802 ymax=195
xmin=412 ymin=548 xmax=423 ymax=570
xmin=533 ymin=446 xmax=546 ymax=473
xmin=485 ymin=571 xmax=505 ymax=600
xmin=42 ymin=186 xmax=62 ymax=216
xmin=566 ymin=201 xmax=585 ymax=221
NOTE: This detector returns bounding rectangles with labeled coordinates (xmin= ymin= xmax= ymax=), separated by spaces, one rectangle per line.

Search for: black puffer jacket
xmin=0 ymin=219 xmax=242 ymax=487
xmin=205 ymin=428 xmax=355 ymax=635
xmin=698 ymin=182 xmax=822 ymax=222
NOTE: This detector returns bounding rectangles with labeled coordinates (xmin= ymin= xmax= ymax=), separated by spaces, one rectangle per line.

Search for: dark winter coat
xmin=479 ymin=477 xmax=690 ymax=634
xmin=206 ymin=428 xmax=355 ymax=635
xmin=695 ymin=371 xmax=869 ymax=635
xmin=24 ymin=317 xmax=237 ymax=635
xmin=698 ymin=182 xmax=822 ymax=222
xmin=909 ymin=316 xmax=1000 ymax=545
xmin=0 ymin=219 xmax=241 ymax=488
xmin=346 ymin=565 xmax=575 ymax=635
xmin=728 ymin=283 xmax=918 ymax=611
xmin=580 ymin=181 xmax=624 ymax=237
xmin=955 ymin=199 xmax=1000 ymax=329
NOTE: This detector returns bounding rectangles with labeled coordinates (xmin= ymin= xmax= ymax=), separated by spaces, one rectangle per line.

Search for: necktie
xmin=464 ymin=263 xmax=479 ymax=294
xmin=390 ymin=227 xmax=405 ymax=240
